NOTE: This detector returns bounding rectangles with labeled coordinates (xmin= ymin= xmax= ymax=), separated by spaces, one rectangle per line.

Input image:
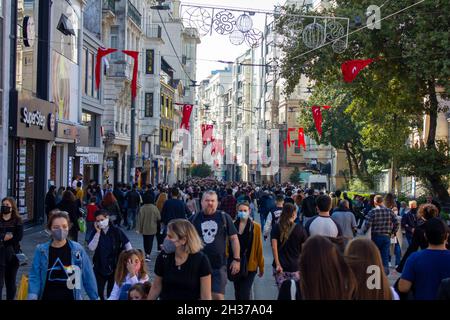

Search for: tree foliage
xmin=289 ymin=167 xmax=301 ymax=184
xmin=277 ymin=0 xmax=450 ymax=200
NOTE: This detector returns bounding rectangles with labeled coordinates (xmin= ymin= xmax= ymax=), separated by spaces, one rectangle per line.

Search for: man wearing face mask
xmin=228 ymin=201 xmax=264 ymax=300
xmin=190 ymin=190 xmax=240 ymax=300
xmin=88 ymin=209 xmax=132 ymax=300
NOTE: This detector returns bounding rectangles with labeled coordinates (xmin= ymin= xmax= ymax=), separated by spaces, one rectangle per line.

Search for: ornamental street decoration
xmin=181 ymin=4 xmax=350 ymax=52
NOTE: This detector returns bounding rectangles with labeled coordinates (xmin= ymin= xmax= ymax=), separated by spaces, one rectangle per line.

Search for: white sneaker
xmin=145 ymin=255 xmax=151 ymax=262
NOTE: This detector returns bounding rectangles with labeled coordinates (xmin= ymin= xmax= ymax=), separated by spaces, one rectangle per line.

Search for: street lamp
xmin=151 ymin=0 xmax=171 ymax=10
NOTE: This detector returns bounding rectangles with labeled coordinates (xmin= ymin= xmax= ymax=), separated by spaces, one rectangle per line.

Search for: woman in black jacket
xmin=57 ymin=190 xmax=81 ymax=242
xmin=397 ymin=204 xmax=439 ymax=272
xmin=45 ymin=186 xmax=57 ymax=221
xmin=0 ymin=197 xmax=23 ymax=300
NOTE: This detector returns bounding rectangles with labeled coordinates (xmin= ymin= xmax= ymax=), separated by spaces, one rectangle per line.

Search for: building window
xmin=145 ymin=92 xmax=153 ymax=117
xmin=165 ymin=97 xmax=170 ymax=118
xmin=160 ymin=128 xmax=163 ymax=145
xmin=160 ymin=94 xmax=165 ymax=118
xmin=115 ymin=121 xmax=119 ymax=132
xmin=120 ymin=123 xmax=123 ymax=133
xmin=82 ymin=48 xmax=87 ymax=95
xmin=82 ymin=112 xmax=97 ymax=147
xmin=237 ymin=97 xmax=243 ymax=105
xmin=293 ymin=140 xmax=301 ymax=154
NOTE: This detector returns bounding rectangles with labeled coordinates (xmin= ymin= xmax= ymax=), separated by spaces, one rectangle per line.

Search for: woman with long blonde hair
xmin=345 ymin=238 xmax=398 ymax=300
xmin=148 ymin=219 xmax=212 ymax=300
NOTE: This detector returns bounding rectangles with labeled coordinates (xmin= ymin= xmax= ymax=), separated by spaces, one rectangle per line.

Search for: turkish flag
xmin=211 ymin=139 xmax=224 ymax=156
xmin=283 ymin=128 xmax=296 ymax=149
xmin=341 ymin=58 xmax=376 ymax=83
xmin=95 ymin=48 xmax=117 ymax=89
xmin=312 ymin=106 xmax=332 ymax=136
xmin=180 ymin=104 xmax=193 ymax=130
xmin=122 ymin=50 xmax=139 ymax=98
xmin=297 ymin=128 xmax=306 ymax=150
xmin=202 ymin=124 xmax=214 ymax=145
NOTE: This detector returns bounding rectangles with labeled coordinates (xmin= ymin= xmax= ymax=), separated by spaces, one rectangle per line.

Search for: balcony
xmin=145 ymin=24 xmax=162 ymax=39
xmin=127 ymin=0 xmax=141 ymax=28
xmin=106 ymin=61 xmax=132 ymax=79
xmin=103 ymin=0 xmax=115 ymax=13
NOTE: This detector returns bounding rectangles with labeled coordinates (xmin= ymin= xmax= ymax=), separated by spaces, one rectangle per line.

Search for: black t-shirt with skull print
xmin=191 ymin=210 xmax=237 ymax=269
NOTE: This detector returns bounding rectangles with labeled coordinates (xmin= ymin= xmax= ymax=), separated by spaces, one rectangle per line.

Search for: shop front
xmin=9 ymin=94 xmax=56 ymax=224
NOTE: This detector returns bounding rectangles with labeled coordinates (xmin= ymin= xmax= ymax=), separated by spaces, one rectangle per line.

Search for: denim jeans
xmin=405 ymin=233 xmax=413 ymax=246
xmin=127 ymin=208 xmax=138 ymax=228
xmin=389 ymin=242 xmax=402 ymax=266
xmin=372 ymin=234 xmax=391 ymax=275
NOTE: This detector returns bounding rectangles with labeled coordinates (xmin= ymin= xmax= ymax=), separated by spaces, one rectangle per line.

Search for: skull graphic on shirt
xmin=201 ymin=220 xmax=218 ymax=244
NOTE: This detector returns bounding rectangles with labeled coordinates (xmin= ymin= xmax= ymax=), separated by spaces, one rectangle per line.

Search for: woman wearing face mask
xmin=228 ymin=201 xmax=264 ymax=300
xmin=148 ymin=219 xmax=212 ymax=300
xmin=88 ymin=209 xmax=132 ymax=300
xmin=0 ymin=197 xmax=23 ymax=300
xmin=107 ymin=249 xmax=149 ymax=300
xmin=28 ymin=211 xmax=98 ymax=300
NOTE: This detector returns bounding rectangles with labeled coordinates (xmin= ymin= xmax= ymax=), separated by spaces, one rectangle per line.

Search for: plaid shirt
xmin=363 ymin=206 xmax=399 ymax=235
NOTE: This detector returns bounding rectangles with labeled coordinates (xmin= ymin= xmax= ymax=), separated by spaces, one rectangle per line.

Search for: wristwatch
xmin=233 ymin=257 xmax=241 ymax=262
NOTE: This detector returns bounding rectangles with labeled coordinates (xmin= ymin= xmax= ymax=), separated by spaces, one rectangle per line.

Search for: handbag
xmin=227 ymin=222 xmax=253 ymax=282
xmin=16 ymin=274 xmax=28 ymax=300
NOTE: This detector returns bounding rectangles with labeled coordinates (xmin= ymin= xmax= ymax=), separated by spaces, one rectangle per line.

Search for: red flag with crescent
xmin=122 ymin=50 xmax=139 ymax=98
xmin=95 ymin=48 xmax=117 ymax=89
xmin=283 ymin=128 xmax=296 ymax=149
xmin=180 ymin=104 xmax=193 ymax=130
xmin=202 ymin=124 xmax=214 ymax=145
xmin=312 ymin=106 xmax=332 ymax=136
xmin=341 ymin=58 xmax=376 ymax=83
xmin=297 ymin=128 xmax=306 ymax=150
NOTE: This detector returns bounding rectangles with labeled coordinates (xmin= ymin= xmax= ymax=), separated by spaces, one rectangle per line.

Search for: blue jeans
xmin=260 ymin=212 xmax=267 ymax=231
xmin=406 ymin=233 xmax=413 ymax=246
xmin=372 ymin=234 xmax=391 ymax=275
xmin=127 ymin=208 xmax=138 ymax=228
xmin=389 ymin=243 xmax=402 ymax=266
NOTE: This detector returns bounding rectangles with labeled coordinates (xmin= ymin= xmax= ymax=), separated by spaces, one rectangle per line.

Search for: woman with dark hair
xmin=101 ymin=192 xmax=121 ymax=225
xmin=397 ymin=203 xmax=441 ymax=272
xmin=385 ymin=193 xmax=402 ymax=268
xmin=57 ymin=191 xmax=81 ymax=241
xmin=0 ymin=197 xmax=23 ymax=300
xmin=45 ymin=186 xmax=57 ymax=221
xmin=271 ymin=203 xmax=307 ymax=289
xmin=345 ymin=238 xmax=398 ymax=300
xmin=55 ymin=187 xmax=65 ymax=205
xmin=279 ymin=235 xmax=356 ymax=300
xmin=28 ymin=211 xmax=98 ymax=300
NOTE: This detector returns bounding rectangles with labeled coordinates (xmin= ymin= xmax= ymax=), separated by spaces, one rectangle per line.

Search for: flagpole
xmin=130 ymin=96 xmax=136 ymax=185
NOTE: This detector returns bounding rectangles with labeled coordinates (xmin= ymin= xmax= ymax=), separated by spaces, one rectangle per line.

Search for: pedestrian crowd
xmin=0 ymin=177 xmax=449 ymax=300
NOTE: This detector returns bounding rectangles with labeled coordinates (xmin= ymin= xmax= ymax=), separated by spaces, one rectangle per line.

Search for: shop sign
xmin=83 ymin=153 xmax=100 ymax=164
xmin=16 ymin=96 xmax=57 ymax=141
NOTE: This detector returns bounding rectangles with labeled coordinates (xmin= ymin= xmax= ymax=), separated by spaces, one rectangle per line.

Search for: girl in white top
xmin=108 ymin=249 xmax=149 ymax=300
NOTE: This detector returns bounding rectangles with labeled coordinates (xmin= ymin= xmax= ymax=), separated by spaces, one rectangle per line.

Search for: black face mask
xmin=1 ymin=206 xmax=12 ymax=215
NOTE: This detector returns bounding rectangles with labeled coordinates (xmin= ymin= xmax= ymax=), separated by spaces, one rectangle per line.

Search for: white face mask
xmin=98 ymin=218 xmax=109 ymax=229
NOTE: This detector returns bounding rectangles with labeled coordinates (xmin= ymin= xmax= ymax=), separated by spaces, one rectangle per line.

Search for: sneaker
xmin=145 ymin=255 xmax=151 ymax=262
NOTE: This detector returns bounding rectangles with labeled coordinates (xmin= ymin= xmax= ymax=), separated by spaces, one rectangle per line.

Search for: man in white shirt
xmin=305 ymin=194 xmax=342 ymax=238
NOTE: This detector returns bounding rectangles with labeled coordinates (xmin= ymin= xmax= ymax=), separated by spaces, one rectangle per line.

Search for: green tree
xmin=289 ymin=167 xmax=301 ymax=184
xmin=276 ymin=0 xmax=450 ymax=201
xmin=191 ymin=164 xmax=213 ymax=178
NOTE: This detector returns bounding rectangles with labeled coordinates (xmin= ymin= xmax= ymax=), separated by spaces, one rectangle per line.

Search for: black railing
xmin=102 ymin=0 xmax=115 ymax=13
xmin=127 ymin=0 xmax=141 ymax=27
xmin=145 ymin=24 xmax=162 ymax=38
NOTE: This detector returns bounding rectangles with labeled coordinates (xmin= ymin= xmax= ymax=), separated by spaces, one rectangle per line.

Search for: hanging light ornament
xmin=236 ymin=13 xmax=253 ymax=33
xmin=229 ymin=30 xmax=245 ymax=45
xmin=244 ymin=28 xmax=263 ymax=48
xmin=182 ymin=6 xmax=212 ymax=37
xmin=214 ymin=10 xmax=236 ymax=35
xmin=302 ymin=22 xmax=326 ymax=49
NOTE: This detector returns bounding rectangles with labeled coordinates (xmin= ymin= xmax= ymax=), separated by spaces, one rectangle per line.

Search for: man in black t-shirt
xmin=190 ymin=190 xmax=240 ymax=300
